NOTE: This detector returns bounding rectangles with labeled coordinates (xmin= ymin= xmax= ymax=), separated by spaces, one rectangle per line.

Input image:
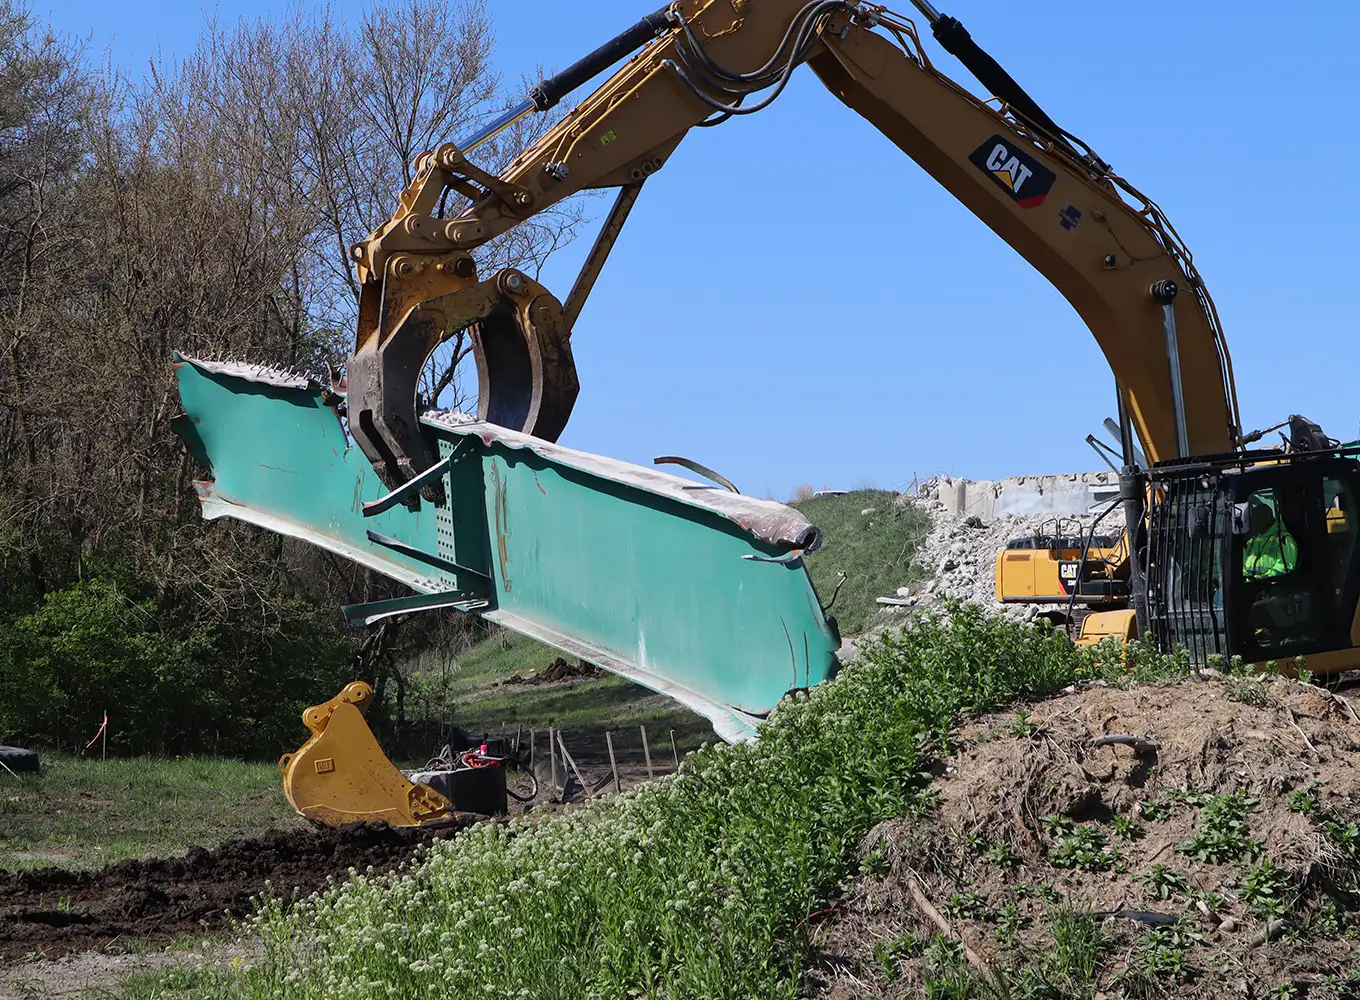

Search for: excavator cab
xmin=1140 ymin=451 xmax=1360 ymax=672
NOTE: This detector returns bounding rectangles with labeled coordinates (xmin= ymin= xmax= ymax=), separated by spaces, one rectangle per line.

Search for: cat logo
xmin=969 ymin=136 xmax=1056 ymax=208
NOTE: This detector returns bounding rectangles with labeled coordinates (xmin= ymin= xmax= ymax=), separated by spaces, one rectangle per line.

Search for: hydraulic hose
xmin=672 ymin=1 xmax=847 ymax=86
xmin=664 ymin=2 xmax=837 ymax=116
xmin=928 ymin=16 xmax=1065 ymax=140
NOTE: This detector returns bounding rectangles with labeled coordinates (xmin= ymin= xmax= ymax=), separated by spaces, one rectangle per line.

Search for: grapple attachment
xmin=348 ymin=260 xmax=579 ymax=497
xmin=279 ymin=681 xmax=455 ymax=829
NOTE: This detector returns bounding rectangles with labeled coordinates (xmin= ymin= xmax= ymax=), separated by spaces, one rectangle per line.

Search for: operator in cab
xmin=1244 ymin=497 xmax=1298 ymax=581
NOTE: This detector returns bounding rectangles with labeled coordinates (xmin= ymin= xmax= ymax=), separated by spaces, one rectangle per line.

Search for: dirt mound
xmin=0 ymin=818 xmax=478 ymax=961
xmin=808 ymin=675 xmax=1360 ymax=997
xmin=503 ymin=656 xmax=605 ymax=686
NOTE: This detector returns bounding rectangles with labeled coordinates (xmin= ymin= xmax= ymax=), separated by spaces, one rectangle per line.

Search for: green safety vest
xmin=1244 ymin=530 xmax=1298 ymax=580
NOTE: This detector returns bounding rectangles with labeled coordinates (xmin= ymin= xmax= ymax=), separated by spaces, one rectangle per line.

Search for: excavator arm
xmin=349 ymin=0 xmax=1242 ymax=495
xmin=172 ymin=3 xmax=1360 ymax=829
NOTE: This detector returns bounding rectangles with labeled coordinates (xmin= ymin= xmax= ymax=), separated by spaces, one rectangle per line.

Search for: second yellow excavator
xmin=994 ymin=520 xmax=1129 ymax=628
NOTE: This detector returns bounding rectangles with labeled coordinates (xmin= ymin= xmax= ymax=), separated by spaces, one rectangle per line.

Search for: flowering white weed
xmin=200 ymin=609 xmax=1171 ymax=1000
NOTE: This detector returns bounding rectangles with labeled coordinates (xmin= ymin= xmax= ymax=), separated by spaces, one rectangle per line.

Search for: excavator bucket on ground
xmin=279 ymin=682 xmax=456 ymax=828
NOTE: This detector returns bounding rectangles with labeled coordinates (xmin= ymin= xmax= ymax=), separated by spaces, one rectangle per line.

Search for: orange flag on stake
xmin=85 ymin=712 xmax=108 ymax=750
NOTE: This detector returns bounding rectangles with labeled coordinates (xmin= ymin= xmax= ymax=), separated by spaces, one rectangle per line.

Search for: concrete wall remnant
xmin=938 ymin=471 xmax=1119 ymax=521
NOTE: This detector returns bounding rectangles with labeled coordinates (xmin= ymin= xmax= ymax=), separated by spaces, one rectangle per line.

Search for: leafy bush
xmin=1179 ymin=792 xmax=1262 ymax=864
xmin=175 ymin=607 xmax=1180 ymax=1000
xmin=1239 ymin=858 xmax=1294 ymax=921
xmin=1 ymin=581 xmax=190 ymax=748
xmin=1046 ymin=821 xmax=1121 ymax=872
xmin=0 ymin=579 xmax=355 ymax=757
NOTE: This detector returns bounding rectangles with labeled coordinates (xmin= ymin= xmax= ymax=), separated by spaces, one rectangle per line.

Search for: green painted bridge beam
xmin=342 ymin=591 xmax=491 ymax=628
xmin=171 ymin=354 xmax=840 ymax=742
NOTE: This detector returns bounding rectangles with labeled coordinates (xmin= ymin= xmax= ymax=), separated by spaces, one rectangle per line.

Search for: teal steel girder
xmin=171 ymin=355 xmax=839 ymax=741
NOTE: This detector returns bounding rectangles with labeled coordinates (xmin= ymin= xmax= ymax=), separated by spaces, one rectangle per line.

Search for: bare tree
xmin=0 ymin=0 xmax=596 ymax=751
xmin=0 ymin=2 xmax=90 ymax=479
xmin=276 ymin=0 xmax=587 ymax=411
xmin=0 ymin=0 xmax=585 ymax=622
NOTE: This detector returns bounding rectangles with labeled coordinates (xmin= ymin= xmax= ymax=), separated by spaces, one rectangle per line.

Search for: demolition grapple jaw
xmin=348 ymin=263 xmax=578 ymax=501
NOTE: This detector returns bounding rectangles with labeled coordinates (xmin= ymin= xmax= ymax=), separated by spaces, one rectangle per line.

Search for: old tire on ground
xmin=0 ymin=745 xmax=39 ymax=773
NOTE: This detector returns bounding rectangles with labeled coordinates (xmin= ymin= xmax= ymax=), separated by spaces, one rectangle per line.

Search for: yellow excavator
xmin=994 ymin=520 xmax=1130 ymax=630
xmin=351 ymin=0 xmax=1245 ymax=477
xmin=285 ymin=0 xmax=1360 ymax=826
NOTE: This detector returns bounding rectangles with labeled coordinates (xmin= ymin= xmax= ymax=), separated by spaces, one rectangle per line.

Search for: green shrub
xmin=1179 ymin=792 xmax=1262 ymax=864
xmin=0 ymin=580 xmax=196 ymax=750
xmin=0 ymin=579 xmax=354 ymax=757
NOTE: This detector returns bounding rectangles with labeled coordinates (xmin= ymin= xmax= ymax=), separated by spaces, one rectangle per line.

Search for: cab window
xmin=1237 ymin=487 xmax=1320 ymax=656
xmin=1242 ymin=490 xmax=1298 ymax=581
xmin=1323 ymin=477 xmax=1357 ymax=618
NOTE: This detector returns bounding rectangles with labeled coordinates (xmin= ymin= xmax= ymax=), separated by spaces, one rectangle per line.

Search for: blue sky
xmin=45 ymin=0 xmax=1360 ymax=499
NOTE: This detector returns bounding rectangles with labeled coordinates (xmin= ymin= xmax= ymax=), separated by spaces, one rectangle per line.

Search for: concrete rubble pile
xmin=888 ymin=473 xmax=1115 ymax=624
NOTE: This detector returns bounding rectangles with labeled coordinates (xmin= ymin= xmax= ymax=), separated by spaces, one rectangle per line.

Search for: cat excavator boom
xmin=189 ymin=1 xmax=1360 ymax=828
xmin=349 ymin=0 xmax=1360 ymax=674
xmin=346 ymin=0 xmax=1244 ymax=497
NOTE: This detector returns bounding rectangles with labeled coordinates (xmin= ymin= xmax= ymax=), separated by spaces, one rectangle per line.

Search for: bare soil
xmin=500 ymin=656 xmax=606 ymax=686
xmin=0 ymin=820 xmax=478 ymax=963
xmin=807 ymin=674 xmax=1360 ymax=998
xmin=1 ymin=940 xmax=256 ymax=1000
xmin=0 ymin=747 xmax=672 ymax=967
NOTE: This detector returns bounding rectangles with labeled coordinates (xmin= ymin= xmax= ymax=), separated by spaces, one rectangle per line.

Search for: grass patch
xmin=406 ymin=630 xmax=555 ymax=705
xmin=405 ymin=630 xmax=709 ymax=743
xmin=2 ymin=633 xmax=708 ymax=875
xmin=792 ymin=489 xmax=929 ymax=635
xmin=446 ymin=674 xmax=711 ymax=745
xmin=112 ymin=967 xmax=224 ymax=1000
xmin=142 ymin=607 xmax=1133 ymax=999
xmin=0 ymin=755 xmax=298 ymax=870
xmin=1044 ymin=907 xmax=1106 ymax=988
